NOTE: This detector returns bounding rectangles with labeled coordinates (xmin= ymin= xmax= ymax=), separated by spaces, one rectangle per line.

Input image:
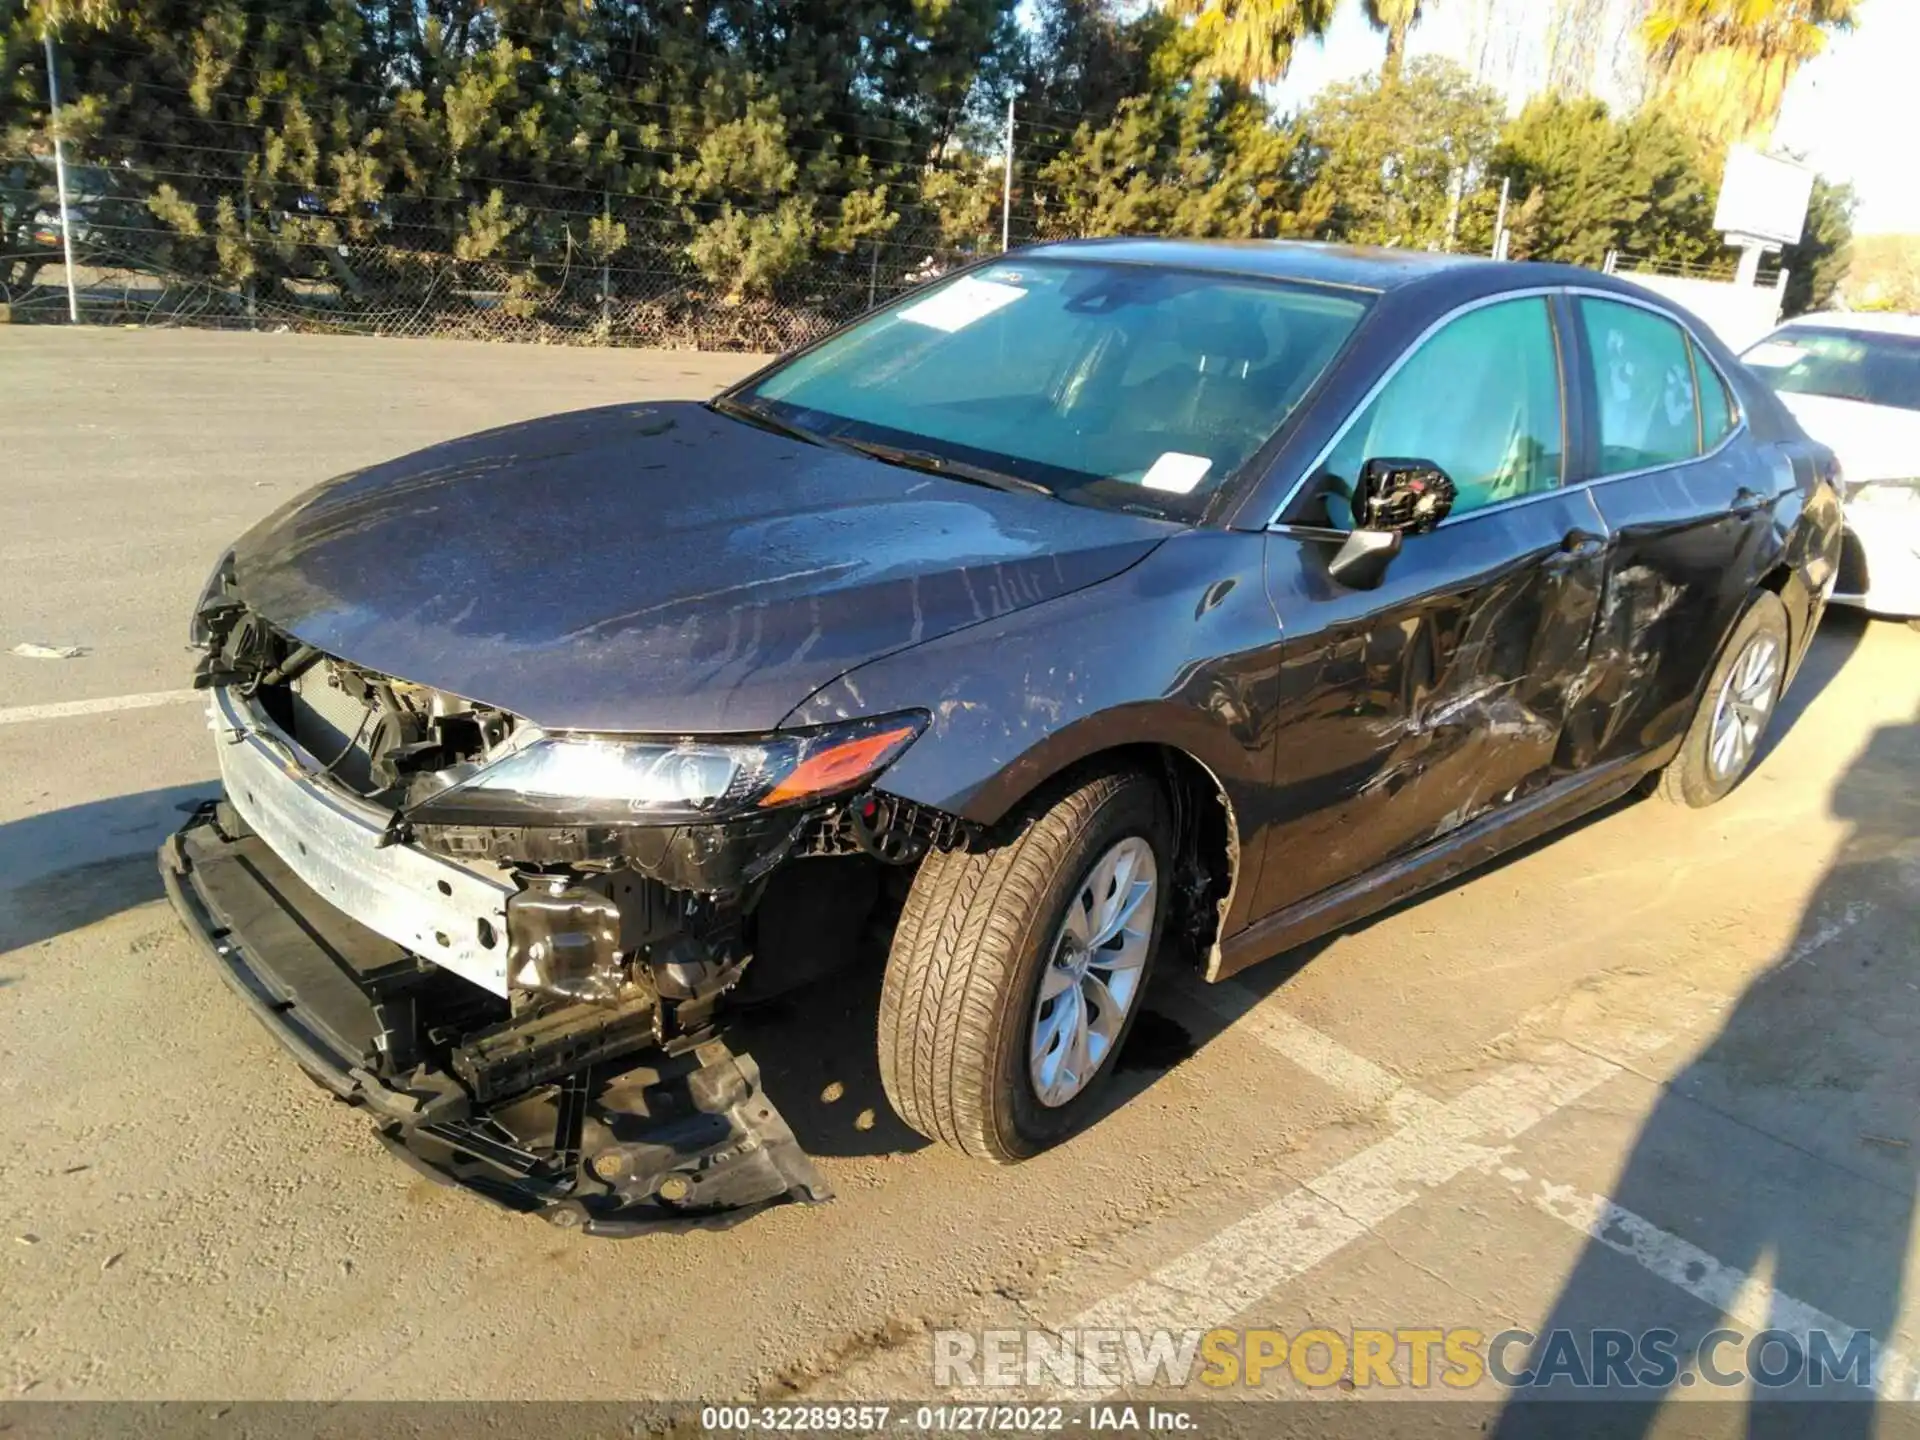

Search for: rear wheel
xmin=877 ymin=769 xmax=1171 ymax=1163
xmin=1657 ymin=591 xmax=1789 ymax=808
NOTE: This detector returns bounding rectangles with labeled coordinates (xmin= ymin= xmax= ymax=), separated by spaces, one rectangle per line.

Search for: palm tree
xmin=1363 ymin=0 xmax=1433 ymax=83
xmin=1166 ymin=0 xmax=1339 ymax=87
xmin=1639 ymin=0 xmax=1859 ymax=149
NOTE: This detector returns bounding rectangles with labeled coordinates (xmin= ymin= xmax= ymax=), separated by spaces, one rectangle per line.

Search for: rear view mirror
xmin=1351 ymin=457 xmax=1456 ymax=535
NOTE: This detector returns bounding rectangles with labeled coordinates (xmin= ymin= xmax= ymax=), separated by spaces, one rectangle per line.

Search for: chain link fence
xmin=1 ymin=150 xmax=1079 ymax=351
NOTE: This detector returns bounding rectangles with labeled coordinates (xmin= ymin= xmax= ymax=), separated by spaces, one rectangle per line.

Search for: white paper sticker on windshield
xmin=1743 ymin=341 xmax=1806 ymax=368
xmin=898 ymin=275 xmax=1026 ymax=333
xmin=1141 ymin=451 xmax=1213 ymax=494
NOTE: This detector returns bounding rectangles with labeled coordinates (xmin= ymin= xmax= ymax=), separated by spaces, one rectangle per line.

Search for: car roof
xmin=1773 ymin=311 xmax=1920 ymax=339
xmin=1018 ymin=236 xmax=1595 ymax=297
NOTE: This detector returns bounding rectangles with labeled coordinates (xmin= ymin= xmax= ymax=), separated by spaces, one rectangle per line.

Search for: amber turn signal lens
xmin=759 ymin=725 xmax=920 ymax=807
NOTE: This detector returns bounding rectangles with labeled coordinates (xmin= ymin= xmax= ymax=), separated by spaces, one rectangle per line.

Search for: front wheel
xmin=1657 ymin=591 xmax=1790 ymax=808
xmin=877 ymin=769 xmax=1171 ymax=1163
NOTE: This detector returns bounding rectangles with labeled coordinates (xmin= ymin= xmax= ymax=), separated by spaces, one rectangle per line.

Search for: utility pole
xmin=600 ymin=189 xmax=612 ymax=336
xmin=1000 ymin=97 xmax=1015 ymax=254
xmin=43 ymin=28 xmax=80 ymax=324
xmin=1491 ymin=176 xmax=1512 ymax=261
xmin=242 ymin=192 xmax=257 ymax=327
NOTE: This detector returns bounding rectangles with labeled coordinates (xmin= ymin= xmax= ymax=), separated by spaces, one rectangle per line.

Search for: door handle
xmin=1542 ymin=527 xmax=1604 ymax=575
xmin=1556 ymin=527 xmax=1606 ymax=558
xmin=1731 ymin=487 xmax=1766 ymax=516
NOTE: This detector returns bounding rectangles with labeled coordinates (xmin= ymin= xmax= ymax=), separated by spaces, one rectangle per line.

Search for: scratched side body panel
xmin=785 ymin=529 xmax=1287 ymax=941
xmin=1769 ymin=455 xmax=1846 ymax=677
xmin=1250 ymin=490 xmax=1609 ymax=921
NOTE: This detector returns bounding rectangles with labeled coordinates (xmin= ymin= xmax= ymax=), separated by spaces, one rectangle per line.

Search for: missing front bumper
xmin=160 ymin=804 xmax=830 ymax=1235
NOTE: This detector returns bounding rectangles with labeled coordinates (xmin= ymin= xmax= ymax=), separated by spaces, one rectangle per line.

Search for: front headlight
xmin=405 ymin=712 xmax=927 ymax=826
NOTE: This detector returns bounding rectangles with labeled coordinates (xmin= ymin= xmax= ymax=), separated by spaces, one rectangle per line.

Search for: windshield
xmin=1741 ymin=326 xmax=1920 ymax=412
xmin=736 ymin=259 xmax=1370 ymax=516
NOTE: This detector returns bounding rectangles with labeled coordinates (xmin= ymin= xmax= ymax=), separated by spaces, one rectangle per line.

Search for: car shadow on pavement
xmin=728 ymin=945 xmax=933 ymax=1160
xmin=0 ymin=781 xmax=219 ymax=957
xmin=1495 ymin=706 xmax=1920 ymax=1437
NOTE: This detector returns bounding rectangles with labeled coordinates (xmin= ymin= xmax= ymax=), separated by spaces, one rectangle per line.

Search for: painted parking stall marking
xmin=826 ymin=972 xmax=1898 ymax=1403
xmin=0 ymin=689 xmax=201 ymax=726
xmin=1034 ymin=1040 xmax=1651 ymax=1401
xmin=1524 ymin=1178 xmax=1920 ymax=1400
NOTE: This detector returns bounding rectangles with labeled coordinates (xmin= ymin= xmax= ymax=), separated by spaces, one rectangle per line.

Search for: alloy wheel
xmin=1707 ymin=633 xmax=1780 ymax=781
xmin=1029 ymin=835 xmax=1157 ymax=1109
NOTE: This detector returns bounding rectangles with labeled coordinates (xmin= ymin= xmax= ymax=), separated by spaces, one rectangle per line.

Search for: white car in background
xmin=1740 ymin=313 xmax=1920 ymax=626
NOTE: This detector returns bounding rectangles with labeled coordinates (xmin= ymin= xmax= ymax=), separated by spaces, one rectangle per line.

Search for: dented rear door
xmin=1556 ymin=293 xmax=1782 ymax=770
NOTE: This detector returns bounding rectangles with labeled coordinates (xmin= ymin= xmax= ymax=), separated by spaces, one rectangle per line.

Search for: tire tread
xmin=878 ymin=769 xmax=1150 ymax=1162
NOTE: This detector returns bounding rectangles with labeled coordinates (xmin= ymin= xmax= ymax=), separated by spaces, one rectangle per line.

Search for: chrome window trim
xmin=1270 ymin=476 xmax=1597 ymax=540
xmin=1264 ymin=282 xmax=1750 ymax=530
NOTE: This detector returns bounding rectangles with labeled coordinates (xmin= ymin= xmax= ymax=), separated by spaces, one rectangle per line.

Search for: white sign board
xmin=1713 ymin=147 xmax=1814 ymax=248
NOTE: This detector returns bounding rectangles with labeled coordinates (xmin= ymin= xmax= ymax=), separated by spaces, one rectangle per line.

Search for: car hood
xmin=230 ymin=401 xmax=1170 ymax=733
xmin=1773 ymin=392 xmax=1920 ymax=485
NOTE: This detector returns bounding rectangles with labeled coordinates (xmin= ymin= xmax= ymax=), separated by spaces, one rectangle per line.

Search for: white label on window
xmin=1743 ymin=341 xmax=1806 ymax=368
xmin=898 ymin=276 xmax=1026 ymax=333
xmin=1140 ymin=451 xmax=1213 ymax=494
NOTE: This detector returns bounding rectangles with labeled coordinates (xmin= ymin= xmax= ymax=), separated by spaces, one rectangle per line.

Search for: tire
xmin=877 ymin=768 xmax=1172 ymax=1163
xmin=1656 ymin=591 xmax=1790 ymax=808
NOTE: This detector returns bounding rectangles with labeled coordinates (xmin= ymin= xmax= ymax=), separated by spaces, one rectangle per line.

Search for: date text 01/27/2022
xmin=698 ymin=1404 xmax=1198 ymax=1432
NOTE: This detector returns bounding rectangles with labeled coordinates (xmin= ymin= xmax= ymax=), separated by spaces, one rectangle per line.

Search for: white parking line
xmin=1035 ymin=1040 xmax=1649 ymax=1400
xmin=1526 ymin=1179 xmax=1920 ymax=1400
xmin=1010 ymin=979 xmax=1901 ymax=1406
xmin=760 ymin=950 xmax=1895 ymax=1403
xmin=1173 ymin=977 xmax=1430 ymax=1119
xmin=0 ymin=689 xmax=202 ymax=726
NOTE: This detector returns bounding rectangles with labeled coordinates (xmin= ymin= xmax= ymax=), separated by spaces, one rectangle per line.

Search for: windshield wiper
xmin=709 ymin=394 xmax=849 ymax=451
xmin=836 ymin=439 xmax=1056 ymax=498
xmin=712 ymin=396 xmax=1054 ymax=497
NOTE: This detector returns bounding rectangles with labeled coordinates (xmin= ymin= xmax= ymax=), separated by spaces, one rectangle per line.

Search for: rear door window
xmin=1579 ymin=298 xmax=1701 ymax=474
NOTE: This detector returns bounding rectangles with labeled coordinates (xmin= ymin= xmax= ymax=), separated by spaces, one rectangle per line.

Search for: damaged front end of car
xmin=162 ymin=588 xmax=969 ymax=1235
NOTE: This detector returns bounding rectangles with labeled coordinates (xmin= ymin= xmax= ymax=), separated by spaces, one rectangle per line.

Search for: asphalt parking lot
xmin=3 ymin=328 xmax=1918 ymax=1423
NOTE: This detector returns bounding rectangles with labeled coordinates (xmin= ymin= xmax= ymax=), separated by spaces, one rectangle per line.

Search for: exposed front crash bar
xmin=209 ymin=684 xmax=520 ymax=996
xmin=161 ymin=805 xmax=830 ymax=1234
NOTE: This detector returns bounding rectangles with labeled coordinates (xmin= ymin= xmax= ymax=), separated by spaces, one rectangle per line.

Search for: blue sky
xmin=1261 ymin=0 xmax=1916 ymax=236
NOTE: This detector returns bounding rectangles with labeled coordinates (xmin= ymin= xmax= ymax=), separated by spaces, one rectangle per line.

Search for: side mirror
xmin=1351 ymin=457 xmax=1456 ymax=536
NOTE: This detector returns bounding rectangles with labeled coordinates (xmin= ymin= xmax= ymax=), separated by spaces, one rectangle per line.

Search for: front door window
xmin=1318 ymin=297 xmax=1566 ymax=523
